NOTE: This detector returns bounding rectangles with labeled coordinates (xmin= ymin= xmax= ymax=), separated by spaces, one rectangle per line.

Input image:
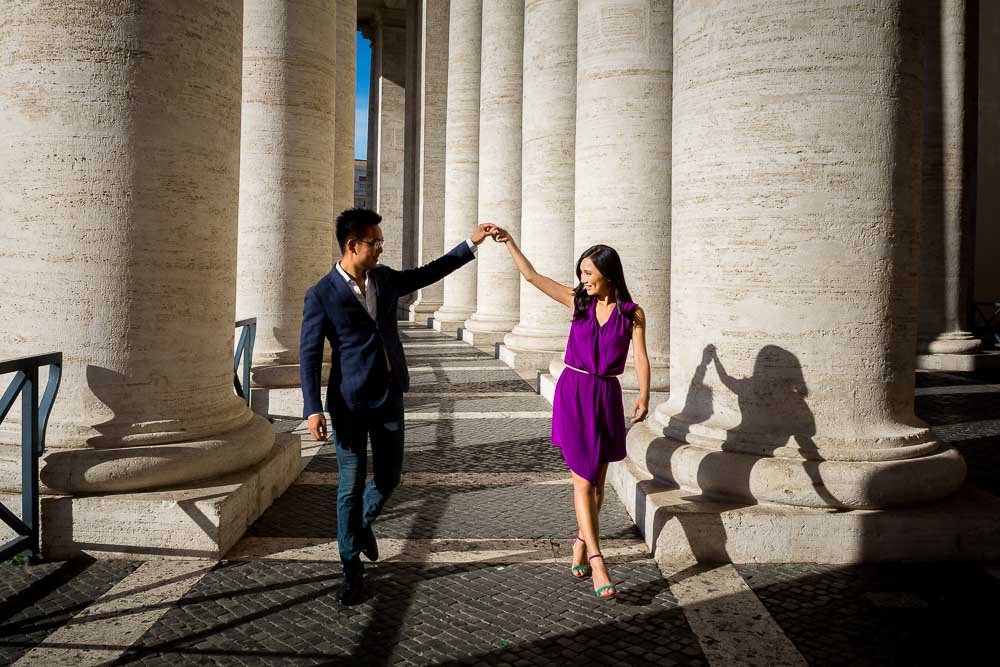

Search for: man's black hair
xmin=336 ymin=208 xmax=382 ymax=254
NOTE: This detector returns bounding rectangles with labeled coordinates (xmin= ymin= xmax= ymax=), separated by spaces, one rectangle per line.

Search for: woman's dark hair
xmin=336 ymin=207 xmax=382 ymax=253
xmin=572 ymin=244 xmax=635 ymax=322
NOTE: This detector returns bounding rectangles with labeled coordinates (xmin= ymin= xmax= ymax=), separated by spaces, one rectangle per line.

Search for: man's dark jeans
xmin=332 ymin=390 xmax=404 ymax=573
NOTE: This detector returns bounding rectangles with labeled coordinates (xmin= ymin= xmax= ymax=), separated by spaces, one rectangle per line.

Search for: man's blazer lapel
xmin=327 ymin=270 xmax=373 ymax=322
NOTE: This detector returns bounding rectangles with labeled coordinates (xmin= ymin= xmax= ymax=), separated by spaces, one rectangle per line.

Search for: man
xmin=300 ymin=207 xmax=494 ymax=605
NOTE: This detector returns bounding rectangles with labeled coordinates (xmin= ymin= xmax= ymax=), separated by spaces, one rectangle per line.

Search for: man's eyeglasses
xmin=357 ymin=239 xmax=384 ymax=251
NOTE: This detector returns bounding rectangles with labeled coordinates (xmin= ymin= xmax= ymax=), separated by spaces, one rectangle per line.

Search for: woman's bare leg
xmin=572 ymin=467 xmax=614 ymax=596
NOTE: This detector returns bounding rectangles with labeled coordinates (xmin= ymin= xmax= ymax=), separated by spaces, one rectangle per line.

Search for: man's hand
xmin=308 ymin=413 xmax=329 ymax=442
xmin=471 ymin=222 xmax=497 ymax=245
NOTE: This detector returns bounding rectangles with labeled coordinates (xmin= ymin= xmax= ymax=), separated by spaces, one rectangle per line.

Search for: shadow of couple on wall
xmin=640 ymin=342 xmax=839 ymax=565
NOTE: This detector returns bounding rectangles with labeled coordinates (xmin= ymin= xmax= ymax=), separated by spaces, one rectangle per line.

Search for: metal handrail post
xmin=21 ymin=366 xmax=39 ymax=557
xmin=233 ymin=318 xmax=257 ymax=405
xmin=0 ymin=352 xmax=61 ymax=562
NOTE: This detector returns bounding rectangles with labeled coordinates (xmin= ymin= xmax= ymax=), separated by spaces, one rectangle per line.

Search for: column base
xmin=918 ymin=331 xmax=982 ymax=355
xmin=460 ymin=328 xmax=508 ymax=348
xmin=626 ymin=418 xmax=967 ymax=510
xmin=250 ymin=364 xmax=309 ymax=389
xmin=431 ymin=317 xmax=463 ymax=335
xmin=431 ymin=306 xmax=475 ymax=335
xmin=498 ymin=345 xmax=559 ymax=372
xmin=609 ymin=456 xmax=1000 ymax=564
xmin=408 ymin=300 xmax=443 ymax=323
xmin=1 ymin=432 xmax=301 ymax=560
xmin=916 ymin=351 xmax=1000 ymax=371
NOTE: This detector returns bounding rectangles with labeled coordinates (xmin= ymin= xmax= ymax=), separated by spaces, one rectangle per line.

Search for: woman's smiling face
xmin=579 ymin=257 xmax=610 ymax=297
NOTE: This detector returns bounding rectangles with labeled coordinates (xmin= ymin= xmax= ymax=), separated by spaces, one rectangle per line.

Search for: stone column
xmin=409 ymin=0 xmax=452 ymax=325
xmin=626 ymin=0 xmax=965 ymax=510
xmin=0 ymin=1 xmax=292 ymax=557
xmin=566 ymin=0 xmax=671 ymax=392
xmin=369 ymin=13 xmax=407 ymax=273
xmin=977 ymin=3 xmax=1000 ymax=305
xmin=462 ymin=0 xmax=524 ymax=347
xmin=237 ymin=0 xmax=337 ymax=389
xmin=334 ymin=0 xmax=358 ymax=216
xmin=917 ymin=0 xmax=982 ymax=369
xmin=433 ymin=0 xmax=483 ymax=334
xmin=498 ymin=0 xmax=576 ymax=371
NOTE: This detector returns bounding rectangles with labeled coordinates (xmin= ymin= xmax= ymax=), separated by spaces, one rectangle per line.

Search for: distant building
xmin=354 ymin=159 xmax=368 ymax=209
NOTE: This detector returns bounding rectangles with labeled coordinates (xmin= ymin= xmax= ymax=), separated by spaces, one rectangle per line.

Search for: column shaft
xmin=918 ymin=0 xmax=981 ymax=357
xmin=334 ymin=0 xmax=358 ymax=216
xmin=500 ymin=0 xmax=577 ymax=370
xmin=409 ymin=0 xmax=452 ymax=323
xmin=463 ymin=0 xmax=524 ymax=343
xmin=0 ymin=0 xmax=273 ymax=494
xmin=573 ymin=0 xmax=671 ymax=391
xmin=434 ymin=0 xmax=483 ymax=332
xmin=237 ymin=0 xmax=338 ymax=386
xmin=631 ymin=0 xmax=964 ymax=509
xmin=372 ymin=20 xmax=407 ymax=271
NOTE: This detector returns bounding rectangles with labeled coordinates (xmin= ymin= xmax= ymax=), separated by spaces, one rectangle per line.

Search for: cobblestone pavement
xmin=2 ymin=324 xmax=999 ymax=666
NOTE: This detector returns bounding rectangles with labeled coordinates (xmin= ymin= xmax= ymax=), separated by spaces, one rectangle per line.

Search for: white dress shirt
xmin=308 ymin=239 xmax=478 ymax=419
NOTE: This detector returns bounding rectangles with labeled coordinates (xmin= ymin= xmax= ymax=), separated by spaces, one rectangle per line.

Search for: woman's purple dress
xmin=552 ymin=300 xmax=636 ymax=484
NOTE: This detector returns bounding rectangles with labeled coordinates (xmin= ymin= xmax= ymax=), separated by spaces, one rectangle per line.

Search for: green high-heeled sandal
xmin=588 ymin=554 xmax=617 ymax=598
xmin=570 ymin=535 xmax=591 ymax=578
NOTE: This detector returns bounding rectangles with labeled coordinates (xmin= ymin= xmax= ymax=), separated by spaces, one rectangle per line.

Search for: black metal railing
xmin=973 ymin=301 xmax=1000 ymax=350
xmin=0 ymin=352 xmax=62 ymax=562
xmin=233 ymin=318 xmax=257 ymax=405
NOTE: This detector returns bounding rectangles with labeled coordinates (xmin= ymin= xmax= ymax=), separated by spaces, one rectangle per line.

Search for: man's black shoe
xmin=338 ymin=566 xmax=366 ymax=606
xmin=361 ymin=525 xmax=379 ymax=562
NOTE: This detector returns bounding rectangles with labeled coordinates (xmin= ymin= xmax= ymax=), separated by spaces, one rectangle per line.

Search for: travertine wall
xmin=630 ymin=0 xmax=965 ymax=509
xmin=237 ymin=0 xmax=338 ymax=370
xmin=574 ymin=0 xmax=671 ymax=391
xmin=0 ymin=0 xmax=273 ymax=494
xmin=464 ymin=0 xmax=524 ymax=338
xmin=434 ymin=0 xmax=483 ymax=331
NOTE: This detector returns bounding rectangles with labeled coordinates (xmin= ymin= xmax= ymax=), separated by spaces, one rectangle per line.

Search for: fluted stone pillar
xmin=409 ymin=0 xmax=451 ymax=324
xmin=237 ymin=0 xmax=337 ymax=390
xmin=0 ymin=0 xmax=286 ymax=547
xmin=562 ymin=0 xmax=671 ymax=392
xmin=433 ymin=0 xmax=483 ymax=334
xmin=498 ymin=0 xmax=576 ymax=371
xmin=462 ymin=0 xmax=524 ymax=347
xmin=334 ymin=0 xmax=358 ymax=215
xmin=917 ymin=0 xmax=982 ymax=369
xmin=626 ymin=0 xmax=965 ymax=511
xmin=369 ymin=15 xmax=407 ymax=272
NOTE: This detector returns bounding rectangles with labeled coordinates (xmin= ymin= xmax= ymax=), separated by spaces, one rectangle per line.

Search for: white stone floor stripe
xmin=294 ymin=471 xmax=571 ymax=486
xmin=408 ymin=365 xmax=507 ymax=371
xmin=407 ymin=391 xmax=535 ymax=398
xmin=406 ymin=411 xmax=551 ymax=420
xmin=402 ymin=342 xmax=470 ymax=348
xmin=930 ymin=418 xmax=1000 ymax=441
xmin=915 ymin=384 xmax=1000 ymax=396
xmin=665 ymin=563 xmax=808 ymax=667
xmin=13 ymin=560 xmax=212 ymax=667
xmin=227 ymin=537 xmax=647 ymax=564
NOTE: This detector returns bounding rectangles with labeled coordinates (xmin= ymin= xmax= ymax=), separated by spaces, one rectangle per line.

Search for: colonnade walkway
xmin=2 ymin=322 xmax=1000 ymax=665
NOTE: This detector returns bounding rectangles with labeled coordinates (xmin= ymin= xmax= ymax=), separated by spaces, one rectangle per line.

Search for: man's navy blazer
xmin=299 ymin=241 xmax=475 ymax=417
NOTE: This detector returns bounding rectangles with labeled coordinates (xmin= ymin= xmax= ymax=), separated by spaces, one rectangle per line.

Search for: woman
xmin=491 ymin=227 xmax=651 ymax=599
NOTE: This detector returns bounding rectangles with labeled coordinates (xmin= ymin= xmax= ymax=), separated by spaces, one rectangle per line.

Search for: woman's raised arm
xmin=491 ymin=225 xmax=574 ymax=309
